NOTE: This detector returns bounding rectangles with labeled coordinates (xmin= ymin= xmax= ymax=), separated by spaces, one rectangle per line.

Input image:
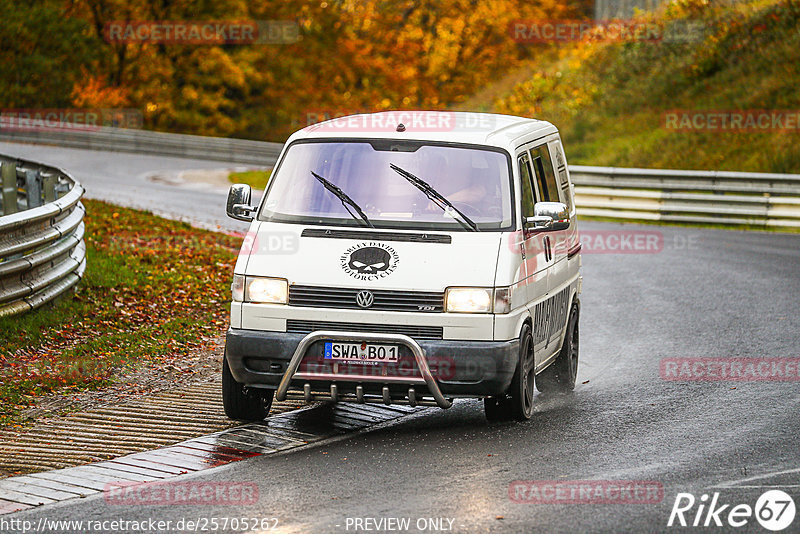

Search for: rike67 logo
xmin=668 ymin=490 xmax=796 ymax=531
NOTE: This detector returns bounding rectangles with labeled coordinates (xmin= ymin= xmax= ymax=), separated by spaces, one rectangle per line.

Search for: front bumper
xmin=225 ymin=328 xmax=518 ymax=401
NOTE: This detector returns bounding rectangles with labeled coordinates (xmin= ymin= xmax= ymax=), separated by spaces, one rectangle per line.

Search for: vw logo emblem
xmin=355 ymin=290 xmax=374 ymax=308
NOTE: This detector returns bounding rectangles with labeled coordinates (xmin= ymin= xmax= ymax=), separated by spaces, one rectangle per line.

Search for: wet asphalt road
xmin=2 ymin=142 xmax=800 ymax=533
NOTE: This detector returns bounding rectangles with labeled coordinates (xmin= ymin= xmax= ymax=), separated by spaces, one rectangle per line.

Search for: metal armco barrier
xmin=570 ymin=165 xmax=800 ymax=228
xmin=0 ymin=124 xmax=283 ymax=167
xmin=0 ymin=154 xmax=86 ymax=317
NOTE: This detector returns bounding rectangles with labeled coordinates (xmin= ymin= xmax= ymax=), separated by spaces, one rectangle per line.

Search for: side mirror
xmin=525 ymin=202 xmax=570 ymax=232
xmin=226 ymin=184 xmax=255 ymax=222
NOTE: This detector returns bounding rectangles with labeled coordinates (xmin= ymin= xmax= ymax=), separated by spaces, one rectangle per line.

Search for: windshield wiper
xmin=311 ymin=171 xmax=373 ymax=228
xmin=389 ymin=163 xmax=478 ymax=231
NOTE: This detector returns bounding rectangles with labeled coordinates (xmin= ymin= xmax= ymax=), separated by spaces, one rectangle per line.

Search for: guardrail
xmin=0 ymin=154 xmax=86 ymax=317
xmin=0 ymin=125 xmax=283 ymax=167
xmin=570 ymin=165 xmax=800 ymax=228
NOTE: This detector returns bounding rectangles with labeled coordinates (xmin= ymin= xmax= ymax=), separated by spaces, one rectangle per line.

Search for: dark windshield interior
xmin=259 ymin=141 xmax=514 ymax=231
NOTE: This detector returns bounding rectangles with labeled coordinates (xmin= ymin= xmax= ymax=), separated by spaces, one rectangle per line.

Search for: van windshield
xmin=258 ymin=141 xmax=514 ymax=231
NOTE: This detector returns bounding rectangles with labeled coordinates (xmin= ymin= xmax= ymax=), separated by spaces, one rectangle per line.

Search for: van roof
xmin=290 ymin=111 xmax=557 ymax=149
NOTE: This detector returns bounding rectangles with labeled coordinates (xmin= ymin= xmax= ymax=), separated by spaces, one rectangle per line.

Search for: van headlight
xmin=445 ymin=287 xmax=512 ymax=314
xmin=244 ymin=276 xmax=288 ymax=304
xmin=445 ymin=288 xmax=493 ymax=313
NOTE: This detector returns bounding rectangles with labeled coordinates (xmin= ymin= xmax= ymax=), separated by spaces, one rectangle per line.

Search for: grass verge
xmin=492 ymin=0 xmax=800 ymax=173
xmin=229 ymin=169 xmax=272 ymax=190
xmin=0 ymin=199 xmax=241 ymax=428
xmin=578 ymin=215 xmax=800 ymax=233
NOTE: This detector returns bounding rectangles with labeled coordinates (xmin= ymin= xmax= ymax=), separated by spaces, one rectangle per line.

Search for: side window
xmin=518 ymin=153 xmax=536 ymax=219
xmin=551 ymin=141 xmax=572 ymax=211
xmin=530 ymin=145 xmax=561 ymax=203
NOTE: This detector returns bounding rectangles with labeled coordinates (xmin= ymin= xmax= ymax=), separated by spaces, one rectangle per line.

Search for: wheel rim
xmin=522 ymin=334 xmax=535 ymax=414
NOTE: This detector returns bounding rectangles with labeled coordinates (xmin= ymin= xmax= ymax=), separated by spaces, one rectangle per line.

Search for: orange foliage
xmin=71 ymin=73 xmax=131 ymax=108
xmin=59 ymin=0 xmax=580 ymax=140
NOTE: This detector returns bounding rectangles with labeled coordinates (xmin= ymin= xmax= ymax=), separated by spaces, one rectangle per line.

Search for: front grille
xmin=286 ymin=319 xmax=444 ymax=340
xmin=289 ymin=285 xmax=444 ymax=313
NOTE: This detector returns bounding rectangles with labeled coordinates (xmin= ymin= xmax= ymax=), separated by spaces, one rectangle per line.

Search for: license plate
xmin=324 ymin=342 xmax=399 ymax=362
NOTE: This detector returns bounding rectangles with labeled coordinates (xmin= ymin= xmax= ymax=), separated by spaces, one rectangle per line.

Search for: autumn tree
xmin=0 ymin=0 xmax=98 ymax=108
xmin=4 ymin=0 xmax=580 ymax=140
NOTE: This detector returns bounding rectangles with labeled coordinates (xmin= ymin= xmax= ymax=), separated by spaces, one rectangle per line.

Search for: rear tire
xmin=537 ymin=302 xmax=579 ymax=393
xmin=484 ymin=324 xmax=535 ymax=422
xmin=222 ymin=353 xmax=273 ymax=421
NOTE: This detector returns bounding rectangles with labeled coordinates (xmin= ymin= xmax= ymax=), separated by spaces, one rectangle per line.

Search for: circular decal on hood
xmin=340 ymin=242 xmax=399 ymax=281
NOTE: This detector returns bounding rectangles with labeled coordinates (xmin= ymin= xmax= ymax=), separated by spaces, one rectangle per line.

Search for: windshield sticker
xmin=340 ymin=242 xmax=399 ymax=281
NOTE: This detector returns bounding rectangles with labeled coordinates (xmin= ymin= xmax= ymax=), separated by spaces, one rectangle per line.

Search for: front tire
xmin=484 ymin=324 xmax=535 ymax=422
xmin=537 ymin=302 xmax=579 ymax=393
xmin=222 ymin=353 xmax=273 ymax=421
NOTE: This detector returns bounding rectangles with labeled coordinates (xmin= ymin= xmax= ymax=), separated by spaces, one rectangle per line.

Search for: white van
xmin=224 ymin=111 xmax=582 ymax=422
